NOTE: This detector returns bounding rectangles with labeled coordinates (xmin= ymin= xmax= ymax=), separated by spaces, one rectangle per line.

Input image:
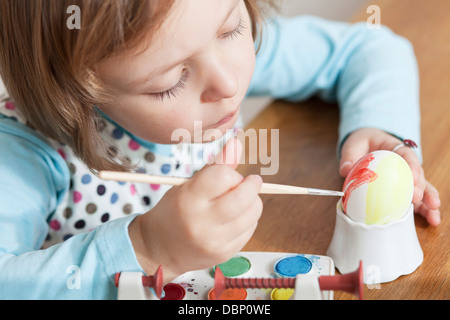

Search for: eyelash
xmin=151 ymin=72 xmax=188 ymax=102
xmin=150 ymin=19 xmax=245 ymax=102
xmin=220 ymin=18 xmax=246 ymax=40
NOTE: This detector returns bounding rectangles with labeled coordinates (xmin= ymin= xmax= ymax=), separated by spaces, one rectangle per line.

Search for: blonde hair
xmin=0 ymin=0 xmax=268 ymax=173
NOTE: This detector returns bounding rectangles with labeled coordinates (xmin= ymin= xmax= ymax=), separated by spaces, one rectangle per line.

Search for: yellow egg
xmin=342 ymin=151 xmax=414 ymax=225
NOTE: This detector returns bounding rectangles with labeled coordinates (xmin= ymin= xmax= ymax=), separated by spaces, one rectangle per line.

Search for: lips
xmin=209 ymin=107 xmax=240 ymax=128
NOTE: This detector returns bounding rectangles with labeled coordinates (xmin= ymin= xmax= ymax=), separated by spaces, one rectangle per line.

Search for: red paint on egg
xmin=342 ymin=153 xmax=378 ymax=213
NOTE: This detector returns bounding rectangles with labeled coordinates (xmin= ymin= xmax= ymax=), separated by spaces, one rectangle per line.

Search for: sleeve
xmin=248 ymin=15 xmax=421 ymax=161
xmin=0 ymin=117 xmax=144 ymax=299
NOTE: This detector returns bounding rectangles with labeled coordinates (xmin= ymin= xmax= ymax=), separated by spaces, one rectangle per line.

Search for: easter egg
xmin=342 ymin=150 xmax=414 ymax=225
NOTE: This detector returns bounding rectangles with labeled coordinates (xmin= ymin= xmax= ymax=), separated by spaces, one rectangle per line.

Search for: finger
xmin=206 ymin=220 xmax=259 ymax=267
xmin=422 ymin=181 xmax=441 ymax=210
xmin=209 ymin=137 xmax=243 ymax=170
xmin=213 ymin=175 xmax=263 ymax=221
xmin=219 ymin=199 xmax=262 ymax=241
xmin=426 ymin=208 xmax=441 ymax=226
xmin=339 ymin=136 xmax=370 ymax=177
xmin=394 ymin=147 xmax=423 ymax=182
xmin=394 ymin=147 xmax=426 ymax=203
xmin=186 ymin=165 xmax=244 ymax=200
xmin=185 ymin=138 xmax=244 ymax=199
xmin=414 ymin=201 xmax=441 ymax=226
xmin=222 ymin=221 xmax=259 ymax=255
xmin=225 ymin=191 xmax=263 ymax=228
xmin=425 ymin=208 xmax=441 ymax=226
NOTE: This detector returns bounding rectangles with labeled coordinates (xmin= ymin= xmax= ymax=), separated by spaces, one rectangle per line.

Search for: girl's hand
xmin=129 ymin=138 xmax=263 ymax=281
xmin=339 ymin=128 xmax=441 ymax=226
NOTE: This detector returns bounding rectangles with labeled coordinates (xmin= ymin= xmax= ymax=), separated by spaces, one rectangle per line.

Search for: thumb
xmin=339 ymin=137 xmax=369 ymax=177
xmin=211 ymin=137 xmax=243 ymax=170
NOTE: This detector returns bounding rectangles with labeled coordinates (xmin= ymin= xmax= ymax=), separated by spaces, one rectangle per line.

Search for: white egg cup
xmin=327 ymin=200 xmax=423 ymax=284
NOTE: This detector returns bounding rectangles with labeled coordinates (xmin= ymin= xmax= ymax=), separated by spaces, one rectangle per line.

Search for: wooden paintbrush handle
xmin=99 ymin=171 xmax=188 ymax=186
xmin=98 ymin=171 xmax=310 ymax=195
xmin=259 ymin=183 xmax=309 ymax=195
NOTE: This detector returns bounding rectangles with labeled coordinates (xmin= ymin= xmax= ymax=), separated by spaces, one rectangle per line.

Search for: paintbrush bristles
xmin=307 ymin=188 xmax=345 ymax=197
xmin=98 ymin=171 xmax=344 ymax=197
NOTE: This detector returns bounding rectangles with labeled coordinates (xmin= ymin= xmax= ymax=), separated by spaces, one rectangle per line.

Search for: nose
xmin=200 ymin=49 xmax=239 ymax=103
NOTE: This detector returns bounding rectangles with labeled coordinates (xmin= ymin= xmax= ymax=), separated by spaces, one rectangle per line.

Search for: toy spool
xmin=115 ymin=265 xmax=164 ymax=299
xmin=214 ymin=261 xmax=364 ymax=300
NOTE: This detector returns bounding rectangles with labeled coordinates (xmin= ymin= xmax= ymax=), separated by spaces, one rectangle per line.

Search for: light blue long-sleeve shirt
xmin=0 ymin=16 xmax=420 ymax=299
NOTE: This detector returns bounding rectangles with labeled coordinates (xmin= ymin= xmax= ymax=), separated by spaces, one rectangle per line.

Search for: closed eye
xmin=219 ymin=18 xmax=246 ymax=40
xmin=148 ymin=17 xmax=245 ymax=102
xmin=149 ymin=71 xmax=188 ymax=102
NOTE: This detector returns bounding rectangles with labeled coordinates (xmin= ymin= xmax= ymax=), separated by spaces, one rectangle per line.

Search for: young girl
xmin=0 ymin=0 xmax=440 ymax=299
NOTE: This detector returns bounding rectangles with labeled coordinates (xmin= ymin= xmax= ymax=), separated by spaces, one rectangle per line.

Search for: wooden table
xmin=238 ymin=0 xmax=449 ymax=300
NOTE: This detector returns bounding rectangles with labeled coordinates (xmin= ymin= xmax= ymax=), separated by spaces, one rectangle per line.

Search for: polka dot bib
xmin=0 ymin=102 xmax=240 ymax=248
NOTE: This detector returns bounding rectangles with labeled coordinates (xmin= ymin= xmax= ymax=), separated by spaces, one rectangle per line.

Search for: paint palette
xmin=163 ymin=252 xmax=335 ymax=300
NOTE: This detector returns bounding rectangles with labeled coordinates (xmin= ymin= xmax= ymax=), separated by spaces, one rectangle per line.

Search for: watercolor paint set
xmin=116 ymin=251 xmax=347 ymax=300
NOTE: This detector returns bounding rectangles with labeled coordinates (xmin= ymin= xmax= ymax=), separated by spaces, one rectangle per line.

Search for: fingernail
xmin=340 ymin=161 xmax=352 ymax=170
xmin=340 ymin=161 xmax=353 ymax=176
xmin=251 ymin=175 xmax=263 ymax=185
xmin=430 ymin=211 xmax=441 ymax=226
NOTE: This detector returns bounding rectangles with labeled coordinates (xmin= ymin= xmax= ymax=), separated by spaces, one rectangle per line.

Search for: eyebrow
xmin=136 ymin=1 xmax=240 ymax=86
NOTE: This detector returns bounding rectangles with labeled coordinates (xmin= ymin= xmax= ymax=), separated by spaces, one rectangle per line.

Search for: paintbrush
xmin=98 ymin=171 xmax=344 ymax=197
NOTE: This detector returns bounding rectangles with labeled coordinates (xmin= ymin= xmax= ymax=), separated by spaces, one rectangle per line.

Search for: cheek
xmin=242 ymin=51 xmax=256 ymax=88
xmin=166 ymin=109 xmax=192 ymax=129
xmin=239 ymin=6 xmax=257 ymax=85
xmin=236 ymin=36 xmax=256 ymax=91
xmin=157 ymin=106 xmax=198 ymax=139
xmin=104 ymin=99 xmax=191 ymax=144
